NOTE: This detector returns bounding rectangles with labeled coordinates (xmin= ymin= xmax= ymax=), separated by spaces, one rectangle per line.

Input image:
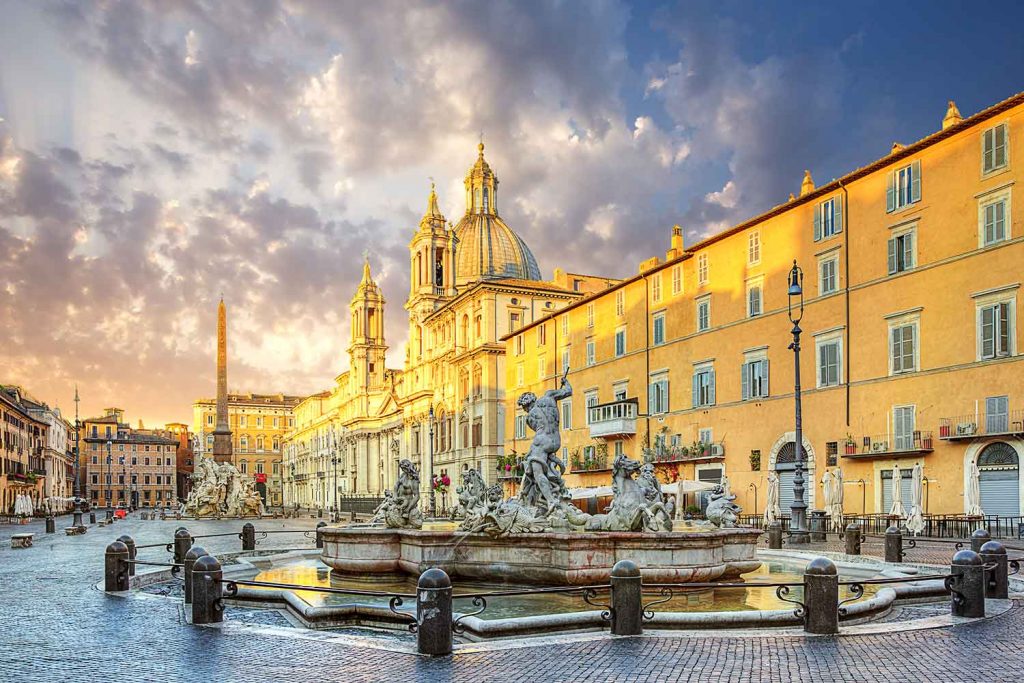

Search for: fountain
xmin=182 ymin=456 xmax=265 ymax=518
xmin=321 ymin=377 xmax=761 ymax=584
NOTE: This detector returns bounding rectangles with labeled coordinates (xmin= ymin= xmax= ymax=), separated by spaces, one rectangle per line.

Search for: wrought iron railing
xmin=939 ymin=410 xmax=1024 ymax=439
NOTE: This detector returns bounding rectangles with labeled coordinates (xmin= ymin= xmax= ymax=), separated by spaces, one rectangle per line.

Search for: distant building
xmin=20 ymin=396 xmax=75 ymax=510
xmin=164 ymin=422 xmax=194 ymax=503
xmin=0 ymin=385 xmax=48 ymax=514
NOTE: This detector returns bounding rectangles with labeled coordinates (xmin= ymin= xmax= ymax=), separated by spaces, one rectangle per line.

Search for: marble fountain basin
xmin=320 ymin=525 xmax=762 ymax=585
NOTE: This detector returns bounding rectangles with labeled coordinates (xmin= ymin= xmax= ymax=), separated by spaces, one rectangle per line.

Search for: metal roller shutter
xmin=979 ymin=469 xmax=1020 ymax=516
xmin=778 ymin=470 xmax=795 ymax=513
xmin=880 ymin=472 xmax=914 ymax=516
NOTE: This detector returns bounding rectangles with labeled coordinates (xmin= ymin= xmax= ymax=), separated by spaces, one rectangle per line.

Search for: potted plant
xmin=749 ymin=451 xmax=761 ymax=471
xmin=844 ymin=435 xmax=857 ymax=456
xmin=922 ymin=433 xmax=933 ymax=449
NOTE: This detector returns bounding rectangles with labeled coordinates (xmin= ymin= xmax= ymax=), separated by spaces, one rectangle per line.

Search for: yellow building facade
xmin=282 ymin=146 xmax=614 ymax=510
xmin=505 ymin=94 xmax=1024 ymax=523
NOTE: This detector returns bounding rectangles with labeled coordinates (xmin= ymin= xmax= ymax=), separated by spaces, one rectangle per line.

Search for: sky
xmin=1 ymin=0 xmax=1023 ymax=427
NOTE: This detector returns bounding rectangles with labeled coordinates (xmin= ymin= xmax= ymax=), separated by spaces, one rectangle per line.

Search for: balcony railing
xmin=840 ymin=432 xmax=934 ymax=459
xmin=587 ymin=398 xmax=638 ymax=439
xmin=642 ymin=441 xmax=725 ymax=465
xmin=570 ymin=452 xmax=610 ymax=473
xmin=938 ymin=410 xmax=1024 ymax=440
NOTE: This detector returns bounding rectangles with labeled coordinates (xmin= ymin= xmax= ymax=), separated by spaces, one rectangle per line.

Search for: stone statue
xmin=463 ymin=484 xmax=549 ymax=537
xmin=454 ymin=468 xmax=487 ymax=524
xmin=705 ymin=485 xmax=742 ymax=528
xmin=584 ymin=455 xmax=673 ymax=532
xmin=182 ymin=455 xmax=264 ymax=518
xmin=376 ymin=459 xmax=423 ymax=529
xmin=516 ymin=374 xmax=574 ymax=517
xmin=370 ymin=490 xmax=393 ymax=524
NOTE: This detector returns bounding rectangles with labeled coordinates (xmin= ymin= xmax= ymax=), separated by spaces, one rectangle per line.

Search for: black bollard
xmin=104 ymin=540 xmax=130 ymax=592
xmin=241 ymin=522 xmax=255 ymax=551
xmin=45 ymin=517 xmax=55 ymax=534
xmin=117 ymin=534 xmax=137 ymax=576
xmin=183 ymin=545 xmax=208 ymax=605
xmin=950 ymin=549 xmax=986 ymax=618
xmin=318 ymin=508 xmax=323 ymax=519
xmin=844 ymin=523 xmax=862 ymax=555
xmin=803 ymin=557 xmax=839 ymax=634
xmin=980 ymin=540 xmax=1009 ymax=600
xmin=809 ymin=510 xmax=827 ymax=543
xmin=316 ymin=521 xmax=327 ymax=549
xmin=884 ymin=526 xmax=903 ymax=563
xmin=173 ymin=527 xmax=193 ymax=565
xmin=191 ymin=554 xmax=224 ymax=625
xmin=610 ymin=559 xmax=643 ymax=636
xmin=89 ymin=512 xmax=96 ymax=524
xmin=970 ymin=528 xmax=991 ymax=554
xmin=768 ymin=522 xmax=783 ymax=549
xmin=416 ymin=568 xmax=453 ymax=656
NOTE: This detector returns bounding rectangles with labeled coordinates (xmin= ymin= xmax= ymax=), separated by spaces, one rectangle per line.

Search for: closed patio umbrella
xmin=764 ymin=471 xmax=780 ymax=526
xmin=906 ymin=462 xmax=925 ymax=536
xmin=966 ymin=462 xmax=984 ymax=516
xmin=889 ymin=464 xmax=906 ymax=519
xmin=824 ymin=468 xmax=845 ymax=532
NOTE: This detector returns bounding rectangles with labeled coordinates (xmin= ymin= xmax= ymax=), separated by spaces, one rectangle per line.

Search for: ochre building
xmin=504 ymin=94 xmax=1024 ymax=521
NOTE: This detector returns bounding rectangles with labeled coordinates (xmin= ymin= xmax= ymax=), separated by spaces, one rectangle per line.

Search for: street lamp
xmin=787 ymin=260 xmax=809 ymax=544
xmin=427 ymin=405 xmax=436 ymax=519
xmin=105 ymin=439 xmax=113 ymax=520
xmin=329 ymin=426 xmax=341 ymax=522
xmin=71 ymin=387 xmax=84 ymax=528
xmin=120 ymin=455 xmax=127 ymax=513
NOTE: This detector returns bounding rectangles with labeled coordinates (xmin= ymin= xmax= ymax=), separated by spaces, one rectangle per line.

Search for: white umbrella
xmin=833 ymin=467 xmax=845 ymax=532
xmin=889 ymin=464 xmax=906 ymax=519
xmin=764 ymin=472 xmax=780 ymax=526
xmin=966 ymin=462 xmax=984 ymax=516
xmin=821 ymin=469 xmax=835 ymax=521
xmin=906 ymin=462 xmax=925 ymax=536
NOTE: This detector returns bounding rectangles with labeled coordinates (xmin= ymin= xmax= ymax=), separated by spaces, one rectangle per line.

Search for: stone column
xmin=610 ymin=560 xmax=643 ymax=636
xmin=173 ymin=527 xmax=192 ymax=564
xmin=104 ymin=540 xmax=130 ymax=592
xmin=416 ymin=568 xmax=453 ymax=656
xmin=241 ymin=522 xmax=255 ymax=551
xmin=980 ymin=540 xmax=1009 ymax=600
xmin=809 ymin=510 xmax=827 ymax=542
xmin=191 ymin=554 xmax=224 ymax=625
xmin=884 ymin=526 xmax=903 ymax=563
xmin=767 ymin=522 xmax=783 ymax=549
xmin=950 ymin=550 xmax=986 ymax=618
xmin=183 ymin=545 xmax=208 ymax=605
xmin=117 ymin=534 xmax=137 ymax=576
xmin=844 ymin=523 xmax=861 ymax=555
xmin=803 ymin=557 xmax=839 ymax=634
xmin=316 ymin=521 xmax=327 ymax=549
xmin=970 ymin=528 xmax=991 ymax=554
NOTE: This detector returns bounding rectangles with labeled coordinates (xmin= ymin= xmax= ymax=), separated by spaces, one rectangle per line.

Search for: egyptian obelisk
xmin=212 ymin=296 xmax=233 ymax=463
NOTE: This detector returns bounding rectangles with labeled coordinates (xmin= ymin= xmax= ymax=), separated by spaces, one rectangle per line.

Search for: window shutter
xmin=741 ymin=362 xmax=750 ymax=400
xmin=763 ymin=359 xmax=770 ymax=397
xmin=904 ymin=232 xmax=915 ymax=269
xmin=708 ymin=368 xmax=716 ymax=405
xmin=887 ymin=237 xmax=897 ymax=274
xmin=813 ymin=204 xmax=821 ymax=241
xmin=998 ymin=302 xmax=1010 ymax=355
xmin=910 ymin=160 xmax=921 ymax=203
xmin=662 ymin=379 xmax=669 ymax=412
xmin=648 ymin=382 xmax=655 ymax=414
xmin=983 ymin=128 xmax=995 ymax=171
xmin=994 ymin=124 xmax=1007 ymax=168
xmin=691 ymin=373 xmax=699 ymax=408
xmin=891 ymin=327 xmax=902 ymax=373
xmin=886 ymin=171 xmax=895 ymax=213
xmin=834 ymin=195 xmax=843 ymax=234
xmin=995 ymin=201 xmax=1005 ymax=241
xmin=981 ymin=306 xmax=995 ymax=358
xmin=905 ymin=325 xmax=915 ymax=370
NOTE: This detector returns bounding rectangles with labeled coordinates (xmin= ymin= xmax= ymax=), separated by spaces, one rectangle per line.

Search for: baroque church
xmin=282 ymin=145 xmax=614 ymax=508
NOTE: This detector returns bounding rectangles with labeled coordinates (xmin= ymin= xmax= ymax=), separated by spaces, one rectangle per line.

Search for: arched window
xmin=482 ymin=187 xmax=490 ymax=212
xmin=978 ymin=442 xmax=1019 ymax=467
xmin=472 ymin=363 xmax=483 ymax=396
xmin=461 ymin=315 xmax=469 ymax=345
xmin=475 ymin=189 xmax=481 ymax=212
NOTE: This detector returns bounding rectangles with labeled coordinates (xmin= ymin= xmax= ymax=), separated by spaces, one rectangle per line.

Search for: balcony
xmin=570 ymin=452 xmax=610 ymax=473
xmin=939 ymin=410 xmax=1024 ymax=441
xmin=642 ymin=441 xmax=725 ymax=466
xmin=840 ymin=432 xmax=934 ymax=460
xmin=587 ymin=399 xmax=638 ymax=439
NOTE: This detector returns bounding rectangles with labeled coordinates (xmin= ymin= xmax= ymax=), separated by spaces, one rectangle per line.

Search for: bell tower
xmin=405 ymin=183 xmax=456 ymax=364
xmin=465 ymin=142 xmax=498 ymax=216
xmin=349 ymin=259 xmax=388 ymax=391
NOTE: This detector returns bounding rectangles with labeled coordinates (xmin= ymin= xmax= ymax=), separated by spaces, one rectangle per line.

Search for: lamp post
xmin=71 ymin=386 xmax=83 ymax=528
xmin=330 ymin=426 xmax=340 ymax=522
xmin=105 ymin=439 xmax=113 ymax=520
xmin=787 ymin=260 xmax=809 ymax=544
xmin=428 ymin=405 xmax=436 ymax=519
xmin=120 ymin=455 xmax=127 ymax=512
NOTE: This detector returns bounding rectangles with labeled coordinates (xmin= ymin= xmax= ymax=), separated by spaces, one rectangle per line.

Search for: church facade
xmin=282 ymin=145 xmax=614 ymax=510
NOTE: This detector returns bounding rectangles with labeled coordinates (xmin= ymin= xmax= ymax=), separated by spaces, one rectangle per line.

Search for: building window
xmin=982 ymin=123 xmax=1009 ymax=175
xmin=692 ymin=365 xmax=715 ymax=408
xmin=561 ymin=315 xmax=569 ymax=337
xmin=206 ymin=415 xmax=213 ymax=426
xmin=562 ymin=348 xmax=570 ymax=372
xmin=978 ymin=300 xmax=1013 ymax=359
xmin=613 ymin=383 xmax=628 ymax=401
xmin=616 ymin=290 xmax=625 ymax=317
xmin=741 ymin=358 xmax=769 ymax=400
xmin=819 ymin=256 xmax=838 ymax=295
xmin=816 ymin=337 xmax=843 ymax=388
xmin=586 ymin=340 xmax=596 ymax=366
xmin=516 ymin=335 xmax=524 ymax=355
xmin=537 ymin=356 xmax=546 ymax=379
xmin=510 ymin=311 xmax=521 ymax=332
xmin=893 ymin=405 xmax=916 ymax=451
xmin=887 ymin=160 xmax=921 ymax=212
xmin=649 ymin=375 xmax=669 ymax=415
xmin=985 ymin=395 xmax=1010 ymax=433
xmin=671 ymin=265 xmax=682 ymax=295
xmin=587 ymin=304 xmax=595 ymax=328
xmin=887 ymin=228 xmax=916 ymax=274
xmin=516 ymin=364 xmax=524 ymax=387
xmin=697 ymin=254 xmax=708 ymax=285
xmin=514 ymin=415 xmax=527 ymax=440
xmin=651 ymin=273 xmax=662 ymax=303
xmin=614 ymin=441 xmax=624 ymax=457
xmin=537 ymin=325 xmax=546 ymax=346
xmin=979 ymin=192 xmax=1010 ymax=247
xmin=614 ymin=328 xmax=626 ymax=357
xmin=585 ymin=391 xmax=599 ymax=424
xmin=240 ymin=415 xmax=247 ymax=427
xmin=561 ymin=400 xmax=572 ymax=430
xmin=889 ymin=321 xmax=918 ymax=374
xmin=696 ymin=297 xmax=710 ymax=332
xmin=748 ymin=230 xmax=761 ymax=264
xmin=825 ymin=442 xmax=838 ymax=467
xmin=814 ymin=197 xmax=843 ymax=241
xmin=653 ymin=313 xmax=666 ymax=346
xmin=698 ymin=427 xmax=713 ymax=445
xmin=747 ymin=282 xmax=762 ymax=318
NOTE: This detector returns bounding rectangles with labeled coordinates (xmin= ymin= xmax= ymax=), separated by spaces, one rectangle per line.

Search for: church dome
xmin=452 ymin=143 xmax=542 ymax=285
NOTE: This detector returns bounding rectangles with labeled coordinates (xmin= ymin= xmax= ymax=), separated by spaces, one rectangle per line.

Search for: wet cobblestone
xmin=0 ymin=515 xmax=1020 ymax=682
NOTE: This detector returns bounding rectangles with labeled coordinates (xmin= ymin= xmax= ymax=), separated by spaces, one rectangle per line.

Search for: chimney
xmin=942 ymin=100 xmax=963 ymax=130
xmin=666 ymin=224 xmax=685 ymax=260
xmin=800 ymin=170 xmax=815 ymax=197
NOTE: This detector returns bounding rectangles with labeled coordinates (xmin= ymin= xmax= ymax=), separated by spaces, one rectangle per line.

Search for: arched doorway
xmin=978 ymin=442 xmax=1020 ymax=516
xmin=769 ymin=432 xmax=815 ymax=514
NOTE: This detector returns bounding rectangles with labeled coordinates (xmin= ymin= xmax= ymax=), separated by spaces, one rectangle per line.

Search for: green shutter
xmin=903 ymin=233 xmax=914 ymax=269
xmin=886 ymin=171 xmax=895 ymax=213
xmin=691 ymin=373 xmax=699 ymax=408
xmin=813 ymin=204 xmax=821 ymax=241
xmin=649 ymin=382 xmax=656 ymax=414
xmin=981 ymin=306 xmax=995 ymax=358
xmin=708 ymin=368 xmax=716 ymax=405
xmin=904 ymin=325 xmax=915 ymax=370
xmin=994 ymin=124 xmax=1007 ymax=168
xmin=762 ymin=359 xmax=770 ymax=397
xmin=834 ymin=195 xmax=843 ymax=234
xmin=983 ymin=128 xmax=995 ymax=172
xmin=891 ymin=326 xmax=902 ymax=373
xmin=741 ymin=362 xmax=750 ymax=400
xmin=887 ymin=237 xmax=897 ymax=274
xmin=911 ymin=160 xmax=921 ymax=203
xmin=998 ymin=302 xmax=1010 ymax=355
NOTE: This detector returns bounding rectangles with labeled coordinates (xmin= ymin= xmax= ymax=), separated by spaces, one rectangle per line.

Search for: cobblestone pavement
xmin=1 ymin=515 xmax=1021 ymax=683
